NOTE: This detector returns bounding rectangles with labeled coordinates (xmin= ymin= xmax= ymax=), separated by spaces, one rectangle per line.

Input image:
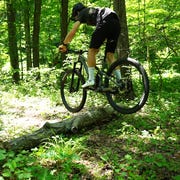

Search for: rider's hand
xmin=59 ymin=44 xmax=67 ymax=53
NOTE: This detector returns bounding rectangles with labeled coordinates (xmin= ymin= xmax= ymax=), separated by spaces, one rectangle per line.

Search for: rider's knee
xmin=88 ymin=48 xmax=99 ymax=55
xmin=106 ymin=52 xmax=115 ymax=64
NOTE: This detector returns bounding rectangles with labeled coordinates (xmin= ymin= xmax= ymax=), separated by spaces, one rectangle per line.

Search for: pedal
xmin=84 ymin=86 xmax=96 ymax=90
xmin=101 ymin=87 xmax=117 ymax=93
xmin=101 ymin=87 xmax=112 ymax=92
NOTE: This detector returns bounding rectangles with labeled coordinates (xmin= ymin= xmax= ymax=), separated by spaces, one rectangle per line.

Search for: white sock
xmin=88 ymin=67 xmax=95 ymax=82
xmin=114 ymin=69 xmax=121 ymax=80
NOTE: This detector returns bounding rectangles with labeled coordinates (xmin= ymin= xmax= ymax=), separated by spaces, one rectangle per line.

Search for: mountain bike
xmin=60 ymin=49 xmax=149 ymax=114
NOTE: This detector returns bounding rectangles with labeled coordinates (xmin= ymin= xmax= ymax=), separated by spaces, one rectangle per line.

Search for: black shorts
xmin=90 ymin=13 xmax=120 ymax=53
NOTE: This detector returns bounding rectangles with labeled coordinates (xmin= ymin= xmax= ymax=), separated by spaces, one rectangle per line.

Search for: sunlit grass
xmin=0 ymin=68 xmax=179 ymax=179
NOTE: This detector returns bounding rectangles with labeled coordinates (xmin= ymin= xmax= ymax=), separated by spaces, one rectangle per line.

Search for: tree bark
xmin=113 ymin=0 xmax=129 ymax=58
xmin=59 ymin=0 xmax=68 ymax=67
xmin=3 ymin=107 xmax=117 ymax=152
xmin=6 ymin=0 xmax=20 ymax=83
xmin=24 ymin=0 xmax=32 ymax=70
xmin=113 ymin=1 xmax=135 ymax=97
xmin=32 ymin=0 xmax=42 ymax=79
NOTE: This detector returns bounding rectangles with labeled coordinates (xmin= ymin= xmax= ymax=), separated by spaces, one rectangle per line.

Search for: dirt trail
xmin=0 ymin=95 xmax=68 ymax=141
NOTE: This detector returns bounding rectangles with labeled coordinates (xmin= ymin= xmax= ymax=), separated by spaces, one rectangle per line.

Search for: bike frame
xmin=67 ymin=50 xmax=121 ymax=92
xmin=61 ymin=50 xmax=149 ymax=114
xmin=69 ymin=52 xmax=88 ymax=92
xmin=76 ymin=53 xmax=118 ymax=91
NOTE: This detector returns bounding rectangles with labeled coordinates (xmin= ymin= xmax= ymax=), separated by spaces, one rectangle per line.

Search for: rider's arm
xmin=63 ymin=21 xmax=81 ymax=44
xmin=59 ymin=21 xmax=81 ymax=52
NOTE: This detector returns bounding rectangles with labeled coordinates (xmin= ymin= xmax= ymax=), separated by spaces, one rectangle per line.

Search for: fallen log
xmin=3 ymin=107 xmax=118 ymax=152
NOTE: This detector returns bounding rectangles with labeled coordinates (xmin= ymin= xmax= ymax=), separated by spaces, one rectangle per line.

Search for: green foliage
xmin=127 ymin=0 xmax=179 ymax=64
xmin=31 ymin=136 xmax=87 ymax=178
xmin=1 ymin=0 xmax=179 ymax=80
xmin=0 ymin=150 xmax=33 ymax=179
xmin=0 ymin=1 xmax=8 ymax=69
xmin=0 ymin=0 xmax=179 ymax=179
xmin=0 ymin=137 xmax=87 ymax=179
xmin=0 ymin=69 xmax=179 ymax=179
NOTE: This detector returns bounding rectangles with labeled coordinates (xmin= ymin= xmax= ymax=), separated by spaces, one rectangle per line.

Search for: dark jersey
xmin=77 ymin=7 xmax=116 ymax=27
xmin=76 ymin=7 xmax=120 ymax=53
xmin=77 ymin=7 xmax=98 ymax=26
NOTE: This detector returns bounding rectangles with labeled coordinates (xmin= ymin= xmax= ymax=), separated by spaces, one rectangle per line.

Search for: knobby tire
xmin=105 ymin=58 xmax=149 ymax=114
xmin=60 ymin=69 xmax=87 ymax=113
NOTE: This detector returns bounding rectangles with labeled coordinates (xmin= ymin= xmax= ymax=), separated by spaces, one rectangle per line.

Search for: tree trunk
xmin=59 ymin=0 xmax=68 ymax=67
xmin=32 ymin=0 xmax=42 ymax=79
xmin=24 ymin=0 xmax=32 ymax=70
xmin=6 ymin=0 xmax=20 ymax=83
xmin=113 ymin=0 xmax=135 ymax=98
xmin=113 ymin=0 xmax=129 ymax=58
xmin=3 ymin=107 xmax=117 ymax=152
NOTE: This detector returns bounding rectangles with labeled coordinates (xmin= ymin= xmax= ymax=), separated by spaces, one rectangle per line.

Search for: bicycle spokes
xmin=61 ymin=69 xmax=87 ymax=113
xmin=105 ymin=58 xmax=149 ymax=114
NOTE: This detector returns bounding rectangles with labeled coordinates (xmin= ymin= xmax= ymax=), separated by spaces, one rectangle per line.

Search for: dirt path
xmin=0 ymin=94 xmax=68 ymax=141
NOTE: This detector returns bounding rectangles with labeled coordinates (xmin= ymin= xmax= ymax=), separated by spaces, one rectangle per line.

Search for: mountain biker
xmin=59 ymin=2 xmax=121 ymax=88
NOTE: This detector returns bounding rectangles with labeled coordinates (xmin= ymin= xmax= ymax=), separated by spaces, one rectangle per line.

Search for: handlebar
xmin=66 ymin=49 xmax=88 ymax=55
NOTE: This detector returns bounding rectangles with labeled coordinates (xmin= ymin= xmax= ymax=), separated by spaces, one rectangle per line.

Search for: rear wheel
xmin=105 ymin=58 xmax=149 ymax=114
xmin=60 ymin=69 xmax=87 ymax=113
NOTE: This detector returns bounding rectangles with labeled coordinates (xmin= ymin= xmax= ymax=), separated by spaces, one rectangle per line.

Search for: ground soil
xmin=0 ymin=95 xmax=69 ymax=141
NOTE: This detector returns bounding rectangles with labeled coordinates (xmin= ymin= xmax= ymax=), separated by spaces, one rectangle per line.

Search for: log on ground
xmin=3 ymin=107 xmax=117 ymax=152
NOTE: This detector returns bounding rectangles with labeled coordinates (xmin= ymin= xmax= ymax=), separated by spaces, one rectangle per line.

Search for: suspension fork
xmin=70 ymin=60 xmax=83 ymax=92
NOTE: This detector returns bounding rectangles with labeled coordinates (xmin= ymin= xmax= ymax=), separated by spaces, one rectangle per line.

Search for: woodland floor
xmin=0 ymin=94 xmax=70 ymax=141
xmin=0 ymin=92 xmax=123 ymax=178
xmin=0 ymin=81 xmax=179 ymax=179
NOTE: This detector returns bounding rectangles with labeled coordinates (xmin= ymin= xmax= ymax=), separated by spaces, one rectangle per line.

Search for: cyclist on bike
xmin=59 ymin=2 xmax=121 ymax=88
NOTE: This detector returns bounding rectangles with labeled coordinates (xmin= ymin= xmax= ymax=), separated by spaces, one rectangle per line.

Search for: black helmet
xmin=71 ymin=3 xmax=86 ymax=20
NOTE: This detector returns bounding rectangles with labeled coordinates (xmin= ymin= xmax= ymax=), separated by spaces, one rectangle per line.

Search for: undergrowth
xmin=0 ymin=69 xmax=179 ymax=179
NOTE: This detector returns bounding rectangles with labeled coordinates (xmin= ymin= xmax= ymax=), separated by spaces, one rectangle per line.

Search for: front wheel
xmin=60 ymin=69 xmax=87 ymax=113
xmin=105 ymin=57 xmax=149 ymax=114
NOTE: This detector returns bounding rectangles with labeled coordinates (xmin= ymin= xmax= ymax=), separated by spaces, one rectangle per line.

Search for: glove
xmin=59 ymin=43 xmax=67 ymax=53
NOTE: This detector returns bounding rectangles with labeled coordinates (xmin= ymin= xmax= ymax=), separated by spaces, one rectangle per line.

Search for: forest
xmin=0 ymin=0 xmax=179 ymax=179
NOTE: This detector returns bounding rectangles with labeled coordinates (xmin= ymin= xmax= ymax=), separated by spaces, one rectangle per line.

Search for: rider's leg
xmin=87 ymin=48 xmax=99 ymax=67
xmin=106 ymin=52 xmax=121 ymax=80
xmin=106 ymin=52 xmax=115 ymax=64
xmin=82 ymin=48 xmax=99 ymax=88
